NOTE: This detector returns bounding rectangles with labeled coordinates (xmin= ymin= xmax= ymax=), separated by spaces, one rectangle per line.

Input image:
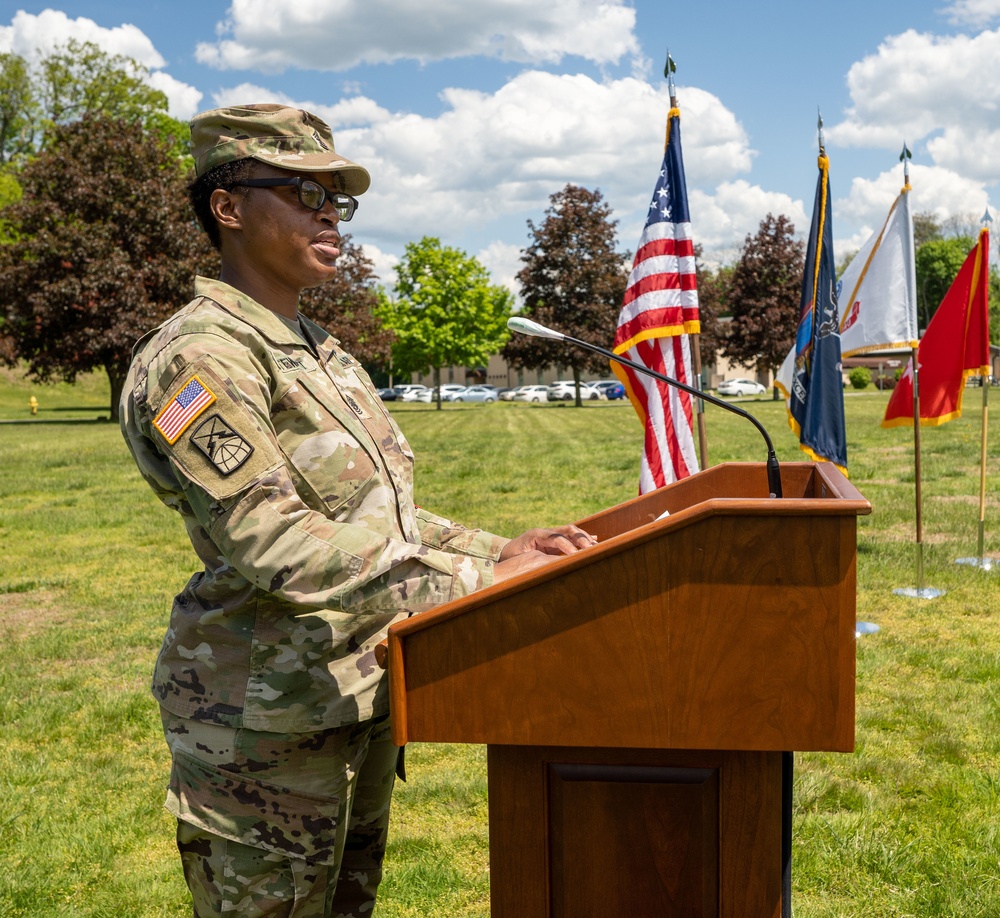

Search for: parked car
xmin=397 ymin=384 xmax=429 ymax=401
xmin=375 ymin=387 xmax=400 ymax=401
xmin=412 ymin=384 xmax=466 ymax=403
xmin=590 ymin=379 xmax=626 ymax=400
xmin=512 ymin=384 xmax=549 ymax=403
xmin=546 ymin=380 xmax=601 ymax=401
xmin=450 ymin=385 xmax=498 ymax=403
xmin=717 ymin=378 xmax=766 ymax=397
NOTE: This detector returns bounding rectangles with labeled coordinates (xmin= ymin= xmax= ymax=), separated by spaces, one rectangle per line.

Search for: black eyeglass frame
xmin=233 ymin=177 xmax=359 ymax=221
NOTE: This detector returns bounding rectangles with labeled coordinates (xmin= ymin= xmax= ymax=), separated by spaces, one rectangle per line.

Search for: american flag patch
xmin=153 ymin=375 xmax=217 ymax=444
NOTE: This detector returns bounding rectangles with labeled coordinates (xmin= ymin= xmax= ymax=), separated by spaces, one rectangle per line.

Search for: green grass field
xmin=1 ymin=365 xmax=998 ymax=916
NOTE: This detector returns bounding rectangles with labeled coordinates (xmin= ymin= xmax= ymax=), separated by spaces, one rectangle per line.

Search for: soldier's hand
xmin=493 ymin=549 xmax=562 ymax=583
xmin=499 ymin=525 xmax=598 ymax=561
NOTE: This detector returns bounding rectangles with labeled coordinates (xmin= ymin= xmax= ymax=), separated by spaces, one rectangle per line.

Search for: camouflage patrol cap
xmin=190 ymin=103 xmax=371 ymax=195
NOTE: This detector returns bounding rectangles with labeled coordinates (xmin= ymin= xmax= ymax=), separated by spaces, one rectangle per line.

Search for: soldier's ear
xmin=210 ymin=188 xmax=245 ymax=232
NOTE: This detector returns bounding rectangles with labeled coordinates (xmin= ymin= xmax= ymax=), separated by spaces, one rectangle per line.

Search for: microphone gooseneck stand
xmin=507 ymin=317 xmax=782 ymax=498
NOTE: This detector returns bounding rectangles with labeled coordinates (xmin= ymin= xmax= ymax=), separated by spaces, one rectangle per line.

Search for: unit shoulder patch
xmin=190 ymin=414 xmax=255 ymax=475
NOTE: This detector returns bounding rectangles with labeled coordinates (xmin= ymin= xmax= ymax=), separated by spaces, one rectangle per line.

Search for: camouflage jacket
xmin=120 ymin=277 xmax=508 ymax=733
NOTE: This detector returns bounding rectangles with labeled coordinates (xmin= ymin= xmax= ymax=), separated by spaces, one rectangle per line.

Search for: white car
xmin=397 ymin=384 xmax=429 ymax=401
xmin=413 ymin=384 xmax=466 ymax=403
xmin=512 ymin=384 xmax=549 ymax=403
xmin=546 ymin=380 xmax=601 ymax=401
xmin=717 ymin=377 xmax=766 ymax=397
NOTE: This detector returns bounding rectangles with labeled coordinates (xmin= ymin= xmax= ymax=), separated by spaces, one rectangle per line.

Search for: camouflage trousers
xmin=160 ymin=709 xmax=401 ymax=917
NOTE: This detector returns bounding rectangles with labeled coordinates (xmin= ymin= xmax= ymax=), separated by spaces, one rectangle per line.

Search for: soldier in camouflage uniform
xmin=119 ymin=104 xmax=596 ymax=917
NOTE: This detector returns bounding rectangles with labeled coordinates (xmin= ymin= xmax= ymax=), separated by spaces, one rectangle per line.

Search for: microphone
xmin=507 ymin=316 xmax=783 ymax=498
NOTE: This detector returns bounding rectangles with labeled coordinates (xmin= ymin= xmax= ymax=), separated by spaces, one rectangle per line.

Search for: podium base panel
xmin=488 ymin=745 xmax=783 ymax=918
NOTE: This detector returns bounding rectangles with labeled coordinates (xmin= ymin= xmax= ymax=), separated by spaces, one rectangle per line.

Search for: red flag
xmin=883 ymin=228 xmax=991 ymax=427
xmin=613 ymin=107 xmax=700 ymax=491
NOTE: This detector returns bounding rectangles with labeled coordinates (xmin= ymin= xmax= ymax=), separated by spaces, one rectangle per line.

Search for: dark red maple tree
xmin=723 ymin=213 xmax=804 ymax=375
xmin=298 ymin=233 xmax=394 ymax=369
xmin=0 ymin=114 xmax=215 ymax=419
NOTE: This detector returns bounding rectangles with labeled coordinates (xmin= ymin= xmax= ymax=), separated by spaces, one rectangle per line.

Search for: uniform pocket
xmin=167 ymin=747 xmax=341 ymax=865
xmin=271 ymin=376 xmax=378 ymax=517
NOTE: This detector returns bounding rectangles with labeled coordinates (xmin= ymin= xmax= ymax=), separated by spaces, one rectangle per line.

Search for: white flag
xmin=838 ymin=186 xmax=919 ymax=357
xmin=777 ymin=184 xmax=919 ymax=397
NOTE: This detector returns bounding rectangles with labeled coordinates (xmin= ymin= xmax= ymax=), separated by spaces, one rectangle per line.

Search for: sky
xmin=4 ymin=0 xmax=1000 ymax=293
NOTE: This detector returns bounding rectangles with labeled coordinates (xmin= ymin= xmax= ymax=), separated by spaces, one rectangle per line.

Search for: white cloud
xmin=357 ymin=242 xmax=399 ymax=289
xmin=0 ymin=9 xmax=164 ymax=66
xmin=196 ymin=0 xmax=638 ymax=72
xmin=0 ymin=9 xmax=201 ymax=119
xmin=214 ymin=70 xmax=773 ymax=268
xmin=210 ymin=84 xmax=393 ymax=130
xmin=321 ymin=72 xmax=754 ymax=248
xmin=687 ymin=181 xmax=808 ymax=265
xmin=839 ymin=162 xmax=990 ymax=227
xmin=476 ymin=241 xmax=523 ymax=295
xmin=147 ymin=72 xmax=204 ymax=121
xmin=829 ymin=28 xmax=1000 ymax=182
xmin=942 ymin=0 xmax=1000 ymax=27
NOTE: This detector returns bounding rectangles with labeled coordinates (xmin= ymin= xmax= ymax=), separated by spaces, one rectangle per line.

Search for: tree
xmin=913 ymin=211 xmax=943 ymax=250
xmin=694 ymin=253 xmax=730 ymax=367
xmin=503 ymin=184 xmax=628 ymax=405
xmin=915 ymin=236 xmax=974 ymax=331
xmin=299 ymin=233 xmax=394 ymax=369
xmin=0 ymin=41 xmax=188 ymax=166
xmin=0 ymin=115 xmax=216 ymax=420
xmin=723 ymin=213 xmax=804 ymax=377
xmin=0 ymin=52 xmax=36 ymax=165
xmin=376 ymin=237 xmax=513 ymax=408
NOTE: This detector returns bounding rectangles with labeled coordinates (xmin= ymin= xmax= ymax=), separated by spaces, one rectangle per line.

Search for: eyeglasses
xmin=234 ymin=177 xmax=359 ymax=221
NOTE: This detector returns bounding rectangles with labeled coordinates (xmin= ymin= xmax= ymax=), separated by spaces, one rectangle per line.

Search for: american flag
xmin=613 ymin=106 xmax=700 ymax=492
xmin=154 ymin=375 xmax=216 ymax=444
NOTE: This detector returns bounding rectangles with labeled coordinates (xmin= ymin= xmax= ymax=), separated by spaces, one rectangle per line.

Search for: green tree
xmin=377 ymin=237 xmax=513 ymax=409
xmin=723 ymin=213 xmax=804 ymax=376
xmin=913 ymin=211 xmax=943 ymax=250
xmin=915 ymin=236 xmax=974 ymax=331
xmin=502 ymin=184 xmax=628 ymax=405
xmin=299 ymin=233 xmax=394 ymax=369
xmin=0 ymin=52 xmax=37 ymax=165
xmin=0 ymin=41 xmax=187 ymax=165
xmin=0 ymin=115 xmax=215 ymax=420
xmin=37 ymin=40 xmax=168 ymax=131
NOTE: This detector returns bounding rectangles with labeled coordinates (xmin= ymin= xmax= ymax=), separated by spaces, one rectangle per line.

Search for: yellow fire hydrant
xmin=29 ymin=395 xmax=38 ymax=416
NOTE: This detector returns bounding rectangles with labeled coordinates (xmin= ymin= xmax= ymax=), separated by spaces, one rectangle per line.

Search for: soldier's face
xmin=230 ymin=165 xmax=344 ymax=293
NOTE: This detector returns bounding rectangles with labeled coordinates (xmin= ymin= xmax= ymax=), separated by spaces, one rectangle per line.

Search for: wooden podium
xmin=386 ymin=462 xmax=871 ymax=917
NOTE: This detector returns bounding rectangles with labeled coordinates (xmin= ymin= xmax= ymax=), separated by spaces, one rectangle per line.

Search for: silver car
xmin=449 ymin=385 xmax=498 ymax=402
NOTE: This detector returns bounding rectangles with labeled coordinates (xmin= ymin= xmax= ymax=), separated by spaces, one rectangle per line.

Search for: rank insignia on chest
xmin=190 ymin=414 xmax=255 ymax=474
xmin=153 ymin=375 xmax=216 ymax=444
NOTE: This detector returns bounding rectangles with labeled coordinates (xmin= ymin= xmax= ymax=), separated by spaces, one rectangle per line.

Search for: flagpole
xmin=666 ymin=52 xmax=710 ymax=470
xmin=956 ymin=211 xmax=995 ymax=572
xmin=891 ymin=147 xmax=945 ymax=599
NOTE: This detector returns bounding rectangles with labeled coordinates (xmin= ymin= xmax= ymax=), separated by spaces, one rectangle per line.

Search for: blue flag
xmin=787 ymin=153 xmax=847 ymax=471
